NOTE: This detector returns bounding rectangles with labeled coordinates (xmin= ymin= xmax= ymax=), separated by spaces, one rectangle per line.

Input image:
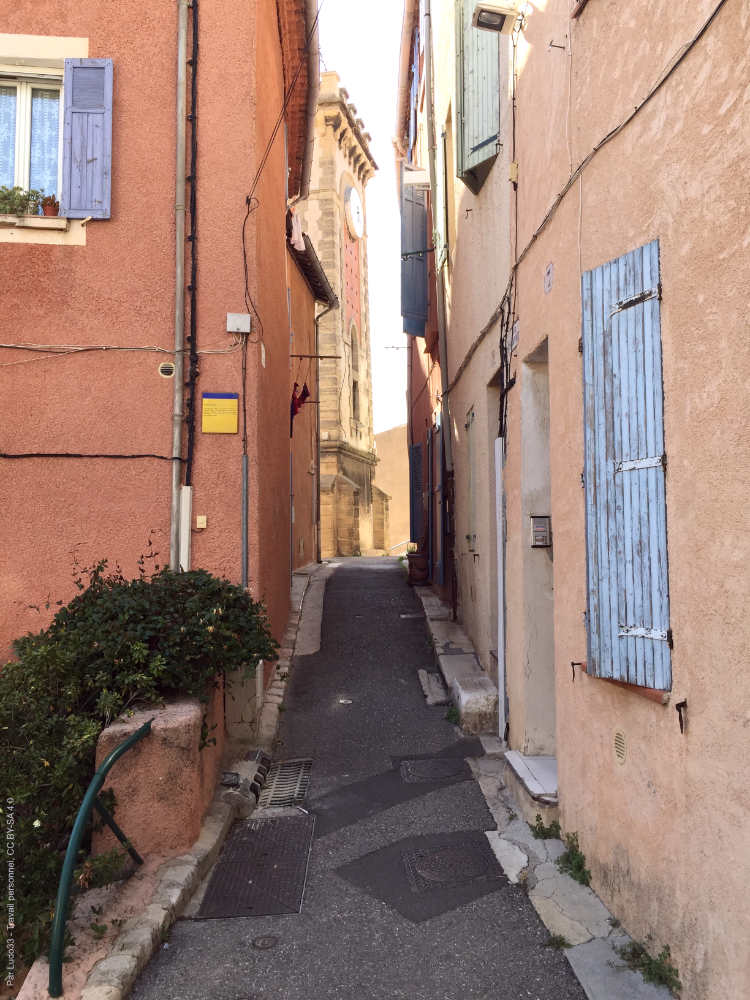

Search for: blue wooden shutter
xmin=409 ymin=443 xmax=424 ymax=543
xmin=61 ymin=59 xmax=113 ymax=219
xmin=582 ymin=239 xmax=671 ymax=690
xmin=456 ymin=0 xmax=500 ymax=193
xmin=401 ymin=182 xmax=428 ymax=337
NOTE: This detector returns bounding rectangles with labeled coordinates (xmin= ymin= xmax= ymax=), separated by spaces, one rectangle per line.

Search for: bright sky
xmin=318 ymin=0 xmax=408 ymax=435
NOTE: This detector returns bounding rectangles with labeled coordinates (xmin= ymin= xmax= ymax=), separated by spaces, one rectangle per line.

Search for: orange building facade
xmin=0 ymin=2 xmax=334 ymax=660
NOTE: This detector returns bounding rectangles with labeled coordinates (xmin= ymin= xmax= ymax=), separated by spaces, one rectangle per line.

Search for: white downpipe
xmin=423 ymin=0 xmax=453 ymax=472
xmin=495 ymin=436 xmax=507 ymax=738
xmin=170 ymin=0 xmax=189 ymax=570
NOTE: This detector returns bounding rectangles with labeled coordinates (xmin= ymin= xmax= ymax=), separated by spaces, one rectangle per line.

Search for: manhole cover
xmin=258 ymin=758 xmax=312 ymax=808
xmin=195 ymin=814 xmax=315 ymax=919
xmin=252 ymin=935 xmax=279 ymax=950
xmin=399 ymin=758 xmax=471 ymax=784
xmin=403 ymin=839 xmax=497 ymax=894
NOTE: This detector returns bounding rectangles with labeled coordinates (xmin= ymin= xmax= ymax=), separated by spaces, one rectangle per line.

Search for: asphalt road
xmin=131 ymin=558 xmax=586 ymax=1000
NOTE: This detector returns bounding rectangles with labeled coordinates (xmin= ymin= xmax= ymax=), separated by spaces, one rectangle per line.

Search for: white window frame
xmin=1 ymin=70 xmax=63 ymax=197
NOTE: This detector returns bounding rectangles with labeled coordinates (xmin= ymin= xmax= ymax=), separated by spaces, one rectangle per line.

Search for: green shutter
xmin=456 ymin=1 xmax=500 ymax=194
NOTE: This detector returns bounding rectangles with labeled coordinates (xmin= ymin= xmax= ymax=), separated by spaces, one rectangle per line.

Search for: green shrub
xmin=1 ymin=558 xmax=277 ymax=967
xmin=556 ymin=832 xmax=591 ymax=886
xmin=0 ymin=185 xmax=42 ymax=215
xmin=617 ymin=941 xmax=682 ymax=995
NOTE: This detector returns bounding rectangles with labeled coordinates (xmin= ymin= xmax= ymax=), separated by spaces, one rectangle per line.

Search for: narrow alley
xmin=129 ymin=559 xmax=587 ymax=1000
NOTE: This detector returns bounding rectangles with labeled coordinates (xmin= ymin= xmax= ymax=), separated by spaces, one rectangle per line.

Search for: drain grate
xmin=258 ymin=758 xmax=313 ymax=808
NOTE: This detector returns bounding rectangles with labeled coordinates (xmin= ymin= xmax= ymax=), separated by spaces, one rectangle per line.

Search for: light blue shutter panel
xmin=456 ymin=1 xmax=500 ymax=188
xmin=61 ymin=59 xmax=113 ymax=219
xmin=401 ymin=182 xmax=428 ymax=337
xmin=582 ymin=239 xmax=671 ymax=690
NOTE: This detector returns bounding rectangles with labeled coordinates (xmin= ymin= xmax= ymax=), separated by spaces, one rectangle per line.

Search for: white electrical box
xmin=227 ymin=313 xmax=252 ymax=334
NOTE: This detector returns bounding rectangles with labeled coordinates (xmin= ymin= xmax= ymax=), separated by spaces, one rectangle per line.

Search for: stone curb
xmin=78 ymin=799 xmax=236 ymax=1000
xmin=414 ymin=587 xmax=498 ymax=733
xmin=470 ymin=756 xmax=671 ymax=999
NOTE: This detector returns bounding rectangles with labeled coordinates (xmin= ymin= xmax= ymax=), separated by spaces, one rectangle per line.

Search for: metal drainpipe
xmin=170 ymin=0 xmax=189 ymax=570
xmin=423 ymin=0 xmax=453 ymax=472
xmin=314 ymin=304 xmax=335 ymax=563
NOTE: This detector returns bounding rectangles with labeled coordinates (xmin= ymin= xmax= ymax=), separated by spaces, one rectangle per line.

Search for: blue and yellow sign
xmin=202 ymin=392 xmax=239 ymax=434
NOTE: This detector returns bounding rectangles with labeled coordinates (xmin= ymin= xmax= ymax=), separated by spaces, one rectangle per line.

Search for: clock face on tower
xmin=344 ymin=186 xmax=365 ymax=240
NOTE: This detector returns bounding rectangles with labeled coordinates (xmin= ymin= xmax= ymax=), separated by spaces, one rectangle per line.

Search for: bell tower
xmin=298 ymin=72 xmax=389 ymax=556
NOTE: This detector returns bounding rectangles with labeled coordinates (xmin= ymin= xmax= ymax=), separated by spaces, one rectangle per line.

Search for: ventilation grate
xmin=257 ymin=758 xmax=313 ymax=808
xmin=614 ymin=730 xmax=627 ymax=765
xmin=158 ymin=361 xmax=176 ymax=378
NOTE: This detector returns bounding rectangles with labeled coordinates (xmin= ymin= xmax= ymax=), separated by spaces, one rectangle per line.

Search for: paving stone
xmin=417 ymin=668 xmax=449 ymax=705
xmin=485 ymin=832 xmax=528 ymax=883
xmin=87 ymin=954 xmax=139 ymax=992
xmin=530 ymin=871 xmax=613 ymax=939
xmin=479 ymin=734 xmax=506 ymax=757
xmin=531 ymin=895 xmax=593 ymax=946
xmin=80 ymin=986 xmax=122 ymax=1000
xmin=502 ymin=817 xmax=549 ymax=863
xmin=565 ymin=936 xmax=674 ymax=1000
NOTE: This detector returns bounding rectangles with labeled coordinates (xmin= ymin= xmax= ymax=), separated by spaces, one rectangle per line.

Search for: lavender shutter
xmin=582 ymin=239 xmax=671 ymax=690
xmin=401 ymin=182 xmax=428 ymax=337
xmin=61 ymin=59 xmax=112 ymax=219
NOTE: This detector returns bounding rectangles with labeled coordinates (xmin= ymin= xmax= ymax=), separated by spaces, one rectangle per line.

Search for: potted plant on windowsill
xmin=0 ymin=185 xmax=42 ymax=216
xmin=41 ymin=194 xmax=60 ymax=217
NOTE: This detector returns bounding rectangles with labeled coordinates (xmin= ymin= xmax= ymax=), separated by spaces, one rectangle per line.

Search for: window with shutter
xmin=61 ymin=58 xmax=112 ymax=219
xmin=582 ymin=239 xmax=672 ymax=690
xmin=455 ymin=0 xmax=500 ymax=194
xmin=400 ymin=180 xmax=428 ymax=337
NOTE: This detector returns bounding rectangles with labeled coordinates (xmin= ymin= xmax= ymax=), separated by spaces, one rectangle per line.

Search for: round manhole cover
xmin=414 ymin=845 xmax=490 ymax=884
xmin=252 ymin=935 xmax=279 ymax=950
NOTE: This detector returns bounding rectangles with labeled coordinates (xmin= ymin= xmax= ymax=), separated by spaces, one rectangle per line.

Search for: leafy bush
xmin=0 ymin=185 xmax=42 ymax=215
xmin=0 ymin=558 xmax=277 ymax=967
xmin=556 ymin=832 xmax=591 ymax=886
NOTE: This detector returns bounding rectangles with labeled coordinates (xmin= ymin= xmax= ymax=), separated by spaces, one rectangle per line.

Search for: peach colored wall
xmin=510 ymin=2 xmax=750 ymax=996
xmin=1 ymin=3 xmax=308 ymax=660
xmin=93 ymin=688 xmax=224 ymax=857
xmin=374 ymin=424 xmax=409 ymax=554
xmin=287 ymin=249 xmax=317 ymax=569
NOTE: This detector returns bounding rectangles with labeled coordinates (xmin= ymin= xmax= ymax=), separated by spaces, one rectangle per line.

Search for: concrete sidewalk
xmin=129 ymin=558 xmax=667 ymax=1000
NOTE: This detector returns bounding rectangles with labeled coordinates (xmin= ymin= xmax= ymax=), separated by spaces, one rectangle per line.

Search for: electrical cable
xmin=446 ymin=0 xmax=729 ymax=401
xmin=239 ymin=1 xmax=326 ymax=343
xmin=0 ymin=452 xmax=184 ymax=462
xmin=184 ymin=0 xmax=200 ymax=487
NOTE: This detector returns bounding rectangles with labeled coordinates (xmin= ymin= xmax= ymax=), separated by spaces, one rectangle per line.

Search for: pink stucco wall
xmin=1 ymin=2 xmax=310 ymax=659
xmin=507 ymin=2 xmax=750 ymax=996
xmin=93 ymin=687 xmax=225 ymax=857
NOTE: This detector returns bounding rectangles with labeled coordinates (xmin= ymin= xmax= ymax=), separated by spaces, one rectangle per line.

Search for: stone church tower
xmin=299 ymin=72 xmax=388 ymax=556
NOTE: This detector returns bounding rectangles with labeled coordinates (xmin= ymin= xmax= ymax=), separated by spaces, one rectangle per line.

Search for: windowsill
xmin=580 ymin=661 xmax=670 ymax=704
xmin=0 ymin=214 xmax=69 ymax=230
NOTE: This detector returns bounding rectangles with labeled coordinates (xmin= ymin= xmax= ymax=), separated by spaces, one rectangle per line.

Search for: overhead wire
xmin=446 ymin=0 xmax=730 ymax=401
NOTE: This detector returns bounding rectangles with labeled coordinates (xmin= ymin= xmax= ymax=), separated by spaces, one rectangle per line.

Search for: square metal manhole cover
xmin=403 ymin=838 xmax=497 ymax=893
xmin=196 ymin=813 xmax=315 ymax=919
xmin=399 ymin=757 xmax=472 ymax=784
xmin=258 ymin=758 xmax=313 ymax=808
